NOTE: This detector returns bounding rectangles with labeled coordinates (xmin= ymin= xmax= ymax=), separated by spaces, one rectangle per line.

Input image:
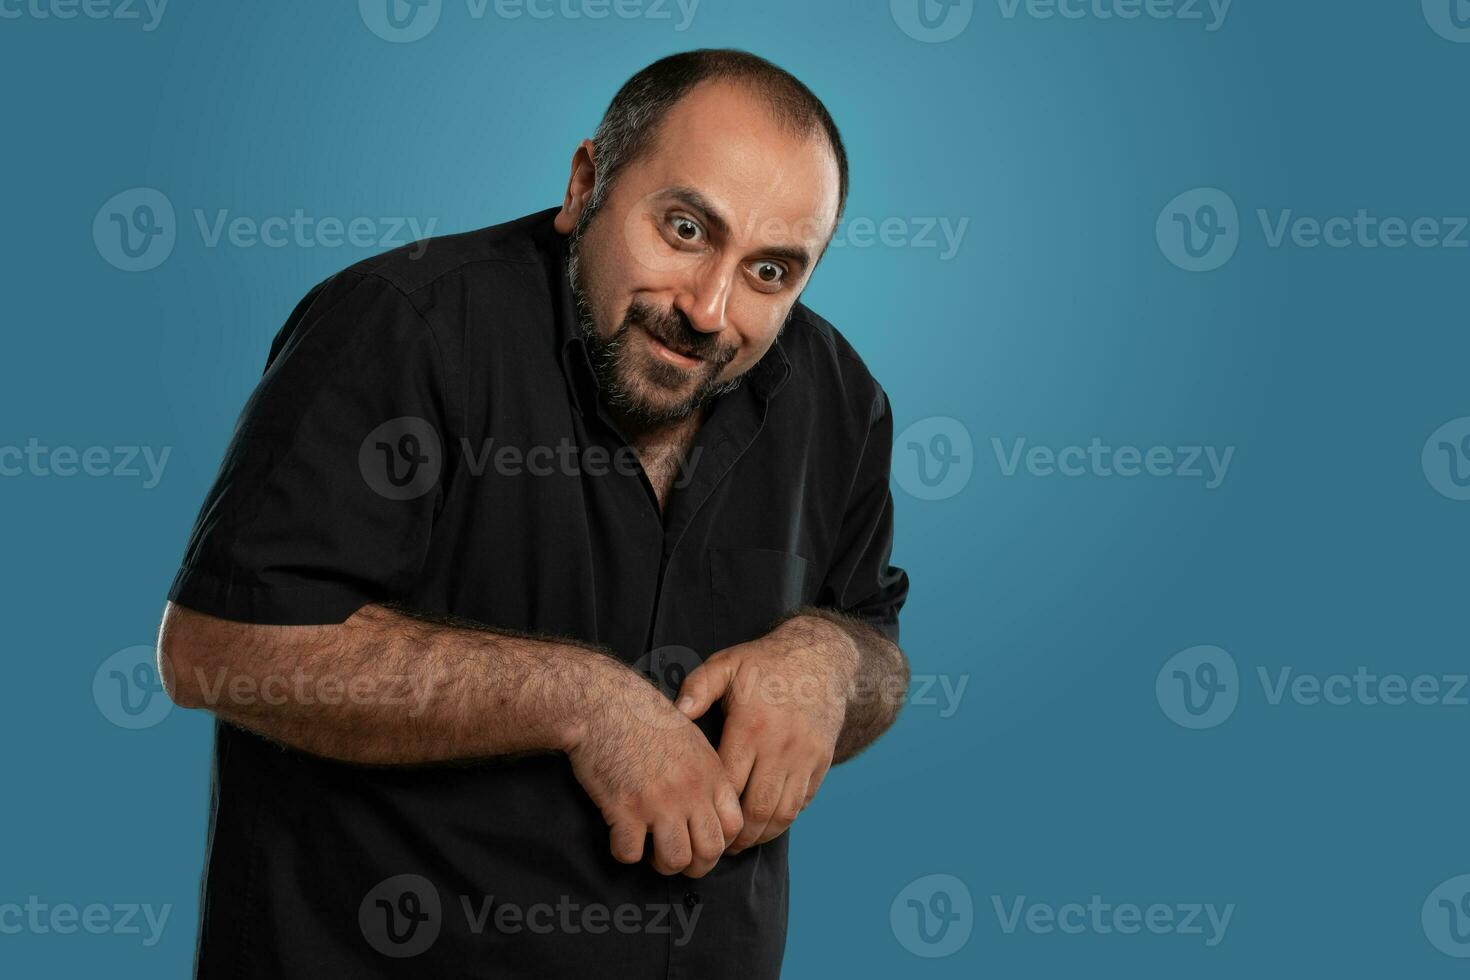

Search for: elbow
xmin=157 ymin=602 xmax=207 ymax=709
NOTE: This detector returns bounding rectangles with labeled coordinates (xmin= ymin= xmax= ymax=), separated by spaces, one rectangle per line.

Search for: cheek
xmin=721 ymin=313 xmax=787 ymax=374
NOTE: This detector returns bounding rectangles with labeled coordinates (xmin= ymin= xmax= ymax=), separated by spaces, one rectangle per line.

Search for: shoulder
xmin=778 ymin=300 xmax=891 ymax=427
xmin=267 ymin=207 xmax=561 ymax=365
xmin=340 ymin=207 xmax=556 ymax=300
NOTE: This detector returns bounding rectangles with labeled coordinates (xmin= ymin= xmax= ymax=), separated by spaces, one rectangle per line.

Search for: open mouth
xmin=641 ymin=327 xmax=704 ymax=369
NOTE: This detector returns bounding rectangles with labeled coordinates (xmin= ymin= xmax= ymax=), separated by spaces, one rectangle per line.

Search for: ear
xmin=553 ymin=139 xmax=598 ymax=235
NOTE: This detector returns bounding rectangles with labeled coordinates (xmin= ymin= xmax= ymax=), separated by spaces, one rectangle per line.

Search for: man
xmin=158 ymin=48 xmax=910 ymax=978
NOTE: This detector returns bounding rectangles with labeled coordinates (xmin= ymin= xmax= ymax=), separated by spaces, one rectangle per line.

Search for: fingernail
xmin=676 ymin=696 xmax=695 ymax=713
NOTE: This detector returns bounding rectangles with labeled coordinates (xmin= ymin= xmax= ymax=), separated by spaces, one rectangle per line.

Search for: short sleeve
xmin=816 ymin=384 xmax=910 ymax=643
xmin=167 ymin=271 xmax=455 ymax=625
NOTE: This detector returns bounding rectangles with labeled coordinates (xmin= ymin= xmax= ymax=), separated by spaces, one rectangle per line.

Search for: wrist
xmin=777 ymin=612 xmax=861 ymax=686
xmin=552 ymin=645 xmax=626 ymax=754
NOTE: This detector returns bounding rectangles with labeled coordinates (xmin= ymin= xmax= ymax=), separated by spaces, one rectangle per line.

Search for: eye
xmin=747 ymin=260 xmax=789 ymax=290
xmin=665 ymin=213 xmax=705 ymax=246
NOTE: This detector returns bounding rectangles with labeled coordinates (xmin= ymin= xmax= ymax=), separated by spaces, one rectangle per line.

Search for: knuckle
xmin=661 ymin=843 xmax=691 ymax=871
xmin=746 ymin=783 xmax=781 ymax=822
xmin=610 ymin=829 xmax=642 ymax=862
xmin=698 ymin=812 xmax=725 ymax=844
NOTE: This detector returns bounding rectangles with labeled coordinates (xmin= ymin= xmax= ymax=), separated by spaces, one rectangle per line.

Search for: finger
xmin=715 ymin=783 xmax=745 ymax=846
xmin=802 ymin=762 xmax=831 ymax=809
xmin=730 ymin=763 xmax=788 ymax=854
xmin=756 ymin=772 xmax=810 ymax=846
xmin=650 ymin=818 xmax=693 ymax=876
xmin=675 ymin=657 xmax=736 ymax=720
xmin=717 ymin=732 xmax=759 ymax=798
xmin=684 ymin=808 xmax=727 ymax=879
xmin=608 ymin=818 xmax=646 ymax=865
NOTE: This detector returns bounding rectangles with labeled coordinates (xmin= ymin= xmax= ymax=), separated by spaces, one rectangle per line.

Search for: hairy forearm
xmin=783 ymin=607 xmax=910 ymax=764
xmin=157 ymin=600 xmax=628 ymax=766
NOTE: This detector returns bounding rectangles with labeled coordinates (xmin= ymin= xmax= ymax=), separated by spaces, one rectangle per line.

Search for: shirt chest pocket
xmin=708 ymin=547 xmax=814 ymax=651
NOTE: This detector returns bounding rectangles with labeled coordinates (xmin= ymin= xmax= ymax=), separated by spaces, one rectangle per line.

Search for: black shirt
xmin=168 ymin=206 xmax=908 ymax=978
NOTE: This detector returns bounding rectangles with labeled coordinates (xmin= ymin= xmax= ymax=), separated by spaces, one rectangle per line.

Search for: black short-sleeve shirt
xmin=168 ymin=206 xmax=908 ymax=979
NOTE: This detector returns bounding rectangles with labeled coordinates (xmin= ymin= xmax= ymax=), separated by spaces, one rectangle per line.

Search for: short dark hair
xmin=583 ymin=49 xmax=849 ymax=235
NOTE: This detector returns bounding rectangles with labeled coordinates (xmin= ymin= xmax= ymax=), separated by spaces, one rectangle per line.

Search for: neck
xmin=607 ymin=400 xmax=706 ymax=446
xmin=608 ymin=402 xmax=708 ymax=513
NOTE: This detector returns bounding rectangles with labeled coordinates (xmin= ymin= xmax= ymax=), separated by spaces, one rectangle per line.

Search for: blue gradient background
xmin=3 ymin=0 xmax=1468 ymax=975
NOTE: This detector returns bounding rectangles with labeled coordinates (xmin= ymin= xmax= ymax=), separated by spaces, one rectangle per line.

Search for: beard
xmin=567 ymin=203 xmax=743 ymax=427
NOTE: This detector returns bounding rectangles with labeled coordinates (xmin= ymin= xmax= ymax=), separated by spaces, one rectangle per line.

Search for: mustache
xmin=626 ymin=300 xmax=733 ymax=365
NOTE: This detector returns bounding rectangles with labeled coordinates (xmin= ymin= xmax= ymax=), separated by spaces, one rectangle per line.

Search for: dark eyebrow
xmin=660 ymin=185 xmax=814 ymax=271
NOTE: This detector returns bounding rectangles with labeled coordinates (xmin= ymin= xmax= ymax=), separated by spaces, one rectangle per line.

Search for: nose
xmin=673 ymin=259 xmax=735 ymax=336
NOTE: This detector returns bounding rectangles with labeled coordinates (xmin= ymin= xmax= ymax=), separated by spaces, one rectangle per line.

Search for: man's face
xmin=565 ymin=81 xmax=840 ymax=426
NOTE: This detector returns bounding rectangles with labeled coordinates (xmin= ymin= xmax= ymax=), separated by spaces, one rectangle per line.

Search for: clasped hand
xmin=566 ymin=615 xmax=857 ymax=878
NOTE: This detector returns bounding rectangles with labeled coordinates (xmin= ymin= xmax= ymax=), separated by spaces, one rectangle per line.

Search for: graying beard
xmin=566 ymin=221 xmax=743 ymax=427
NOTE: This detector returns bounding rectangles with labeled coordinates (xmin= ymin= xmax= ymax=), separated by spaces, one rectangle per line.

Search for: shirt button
xmin=683 ymin=891 xmax=700 ymax=909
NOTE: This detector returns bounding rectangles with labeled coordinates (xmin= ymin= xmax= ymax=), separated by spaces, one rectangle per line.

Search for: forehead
xmin=626 ymin=81 xmax=840 ymax=246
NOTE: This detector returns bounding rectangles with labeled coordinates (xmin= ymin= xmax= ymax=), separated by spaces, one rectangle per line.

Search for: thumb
xmin=675 ymin=656 xmax=736 ymax=720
